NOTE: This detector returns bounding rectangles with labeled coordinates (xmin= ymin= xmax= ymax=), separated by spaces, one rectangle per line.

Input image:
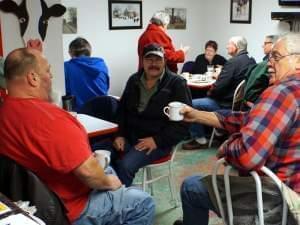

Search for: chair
xmin=79 ymin=95 xmax=119 ymax=122
xmin=208 ymin=80 xmax=246 ymax=147
xmin=212 ymin=158 xmax=288 ymax=225
xmin=0 ymin=155 xmax=70 ymax=225
xmin=181 ymin=61 xmax=195 ymax=73
xmin=137 ymin=144 xmax=180 ymax=207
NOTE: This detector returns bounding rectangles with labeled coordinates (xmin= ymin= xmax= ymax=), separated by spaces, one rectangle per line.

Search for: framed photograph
xmin=63 ymin=7 xmax=77 ymax=34
xmin=165 ymin=8 xmax=187 ymax=29
xmin=230 ymin=0 xmax=252 ymax=24
xmin=108 ymin=1 xmax=142 ymax=30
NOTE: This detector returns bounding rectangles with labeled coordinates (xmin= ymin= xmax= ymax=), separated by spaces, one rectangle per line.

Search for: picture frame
xmin=63 ymin=7 xmax=77 ymax=34
xmin=108 ymin=1 xmax=142 ymax=30
xmin=165 ymin=7 xmax=187 ymax=30
xmin=230 ymin=0 xmax=252 ymax=24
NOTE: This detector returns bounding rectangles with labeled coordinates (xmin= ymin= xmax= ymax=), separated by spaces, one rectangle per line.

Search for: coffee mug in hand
xmin=94 ymin=150 xmax=111 ymax=169
xmin=163 ymin=101 xmax=184 ymax=121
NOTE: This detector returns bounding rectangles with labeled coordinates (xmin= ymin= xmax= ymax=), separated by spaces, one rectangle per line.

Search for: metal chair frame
xmin=212 ymin=158 xmax=288 ymax=225
xmin=208 ymin=80 xmax=246 ymax=147
xmin=136 ymin=144 xmax=180 ymax=207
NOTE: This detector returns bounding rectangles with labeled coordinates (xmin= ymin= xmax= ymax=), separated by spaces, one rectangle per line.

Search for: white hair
xmin=280 ymin=32 xmax=300 ymax=54
xmin=229 ymin=36 xmax=247 ymax=51
xmin=150 ymin=11 xmax=170 ymax=26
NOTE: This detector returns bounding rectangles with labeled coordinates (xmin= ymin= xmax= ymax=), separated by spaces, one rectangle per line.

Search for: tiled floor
xmin=133 ymin=142 xmax=223 ymax=225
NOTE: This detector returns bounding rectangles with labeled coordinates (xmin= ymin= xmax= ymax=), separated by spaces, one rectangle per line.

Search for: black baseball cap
xmin=143 ymin=43 xmax=165 ymax=58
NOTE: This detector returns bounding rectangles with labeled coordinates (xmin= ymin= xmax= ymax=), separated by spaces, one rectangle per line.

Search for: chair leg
xmin=168 ymin=162 xmax=179 ymax=207
xmin=208 ymin=128 xmax=216 ymax=148
xmin=147 ymin=167 xmax=154 ymax=195
xmin=142 ymin=167 xmax=147 ymax=192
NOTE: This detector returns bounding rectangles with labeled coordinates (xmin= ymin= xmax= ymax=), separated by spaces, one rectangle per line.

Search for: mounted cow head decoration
xmin=0 ymin=0 xmax=66 ymax=51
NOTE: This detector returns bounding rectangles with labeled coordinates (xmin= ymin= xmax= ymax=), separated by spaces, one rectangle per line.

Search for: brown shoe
xmin=182 ymin=140 xmax=208 ymax=150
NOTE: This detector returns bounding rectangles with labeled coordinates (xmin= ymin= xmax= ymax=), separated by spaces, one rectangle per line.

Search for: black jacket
xmin=117 ymin=68 xmax=192 ymax=149
xmin=209 ymin=50 xmax=256 ymax=108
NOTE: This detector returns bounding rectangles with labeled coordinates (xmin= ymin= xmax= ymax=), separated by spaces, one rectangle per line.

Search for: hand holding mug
xmin=163 ymin=102 xmax=185 ymax=121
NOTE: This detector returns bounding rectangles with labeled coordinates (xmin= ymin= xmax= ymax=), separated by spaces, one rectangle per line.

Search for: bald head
xmin=4 ymin=48 xmax=39 ymax=81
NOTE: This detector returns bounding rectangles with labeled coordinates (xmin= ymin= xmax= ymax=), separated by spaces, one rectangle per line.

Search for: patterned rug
xmin=133 ymin=142 xmax=223 ymax=225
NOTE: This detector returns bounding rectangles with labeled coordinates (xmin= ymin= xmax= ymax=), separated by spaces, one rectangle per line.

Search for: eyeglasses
xmin=264 ymin=41 xmax=273 ymax=45
xmin=268 ymin=53 xmax=300 ymax=62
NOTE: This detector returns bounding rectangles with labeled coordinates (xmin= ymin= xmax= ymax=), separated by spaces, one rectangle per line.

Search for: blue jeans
xmin=93 ymin=141 xmax=171 ymax=187
xmin=180 ymin=175 xmax=216 ymax=225
xmin=73 ymin=187 xmax=155 ymax=225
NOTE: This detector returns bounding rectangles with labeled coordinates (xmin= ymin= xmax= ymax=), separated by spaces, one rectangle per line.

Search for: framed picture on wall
xmin=63 ymin=7 xmax=77 ymax=34
xmin=108 ymin=1 xmax=142 ymax=30
xmin=165 ymin=8 xmax=187 ymax=29
xmin=230 ymin=0 xmax=252 ymax=24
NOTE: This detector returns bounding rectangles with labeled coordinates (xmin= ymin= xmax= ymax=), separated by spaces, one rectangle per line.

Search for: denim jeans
xmin=180 ymin=175 xmax=216 ymax=225
xmin=190 ymin=97 xmax=222 ymax=138
xmin=93 ymin=141 xmax=171 ymax=187
xmin=73 ymin=187 xmax=155 ymax=225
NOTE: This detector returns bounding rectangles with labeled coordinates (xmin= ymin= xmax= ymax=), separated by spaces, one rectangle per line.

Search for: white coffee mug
xmin=163 ymin=102 xmax=184 ymax=121
xmin=207 ymin=65 xmax=214 ymax=73
xmin=94 ymin=150 xmax=111 ymax=169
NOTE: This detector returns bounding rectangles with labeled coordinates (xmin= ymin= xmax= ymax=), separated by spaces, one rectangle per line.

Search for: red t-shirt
xmin=0 ymin=97 xmax=92 ymax=222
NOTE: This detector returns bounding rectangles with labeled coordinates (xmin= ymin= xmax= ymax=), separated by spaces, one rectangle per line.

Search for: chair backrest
xmin=0 ymin=155 xmax=70 ymax=225
xmin=79 ymin=95 xmax=119 ymax=122
xmin=181 ymin=61 xmax=195 ymax=73
xmin=232 ymin=80 xmax=245 ymax=111
xmin=212 ymin=158 xmax=288 ymax=225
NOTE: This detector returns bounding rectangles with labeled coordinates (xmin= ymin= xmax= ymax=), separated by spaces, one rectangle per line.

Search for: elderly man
xmin=0 ymin=48 xmax=155 ymax=225
xmin=174 ymin=33 xmax=300 ymax=225
xmin=107 ymin=43 xmax=192 ymax=186
xmin=243 ymin=34 xmax=279 ymax=109
xmin=138 ymin=11 xmax=190 ymax=73
xmin=183 ymin=36 xmax=256 ymax=150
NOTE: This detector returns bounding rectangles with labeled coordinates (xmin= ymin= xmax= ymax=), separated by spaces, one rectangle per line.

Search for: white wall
xmin=61 ymin=0 xmax=296 ymax=96
xmin=0 ymin=0 xmax=65 ymax=102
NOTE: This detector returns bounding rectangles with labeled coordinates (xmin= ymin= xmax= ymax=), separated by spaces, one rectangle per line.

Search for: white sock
xmin=195 ymin=137 xmax=207 ymax=145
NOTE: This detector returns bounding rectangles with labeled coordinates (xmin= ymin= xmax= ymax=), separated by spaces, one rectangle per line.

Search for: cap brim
xmin=144 ymin=51 xmax=164 ymax=58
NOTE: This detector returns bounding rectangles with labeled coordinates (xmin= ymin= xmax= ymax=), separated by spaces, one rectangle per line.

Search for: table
xmin=77 ymin=114 xmax=118 ymax=138
xmin=187 ymin=78 xmax=216 ymax=90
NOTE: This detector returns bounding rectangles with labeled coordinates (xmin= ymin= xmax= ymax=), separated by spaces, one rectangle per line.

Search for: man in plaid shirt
xmin=174 ymin=33 xmax=300 ymax=225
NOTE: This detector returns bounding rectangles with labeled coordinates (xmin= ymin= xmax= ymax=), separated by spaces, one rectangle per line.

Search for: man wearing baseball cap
xmin=102 ymin=43 xmax=192 ymax=186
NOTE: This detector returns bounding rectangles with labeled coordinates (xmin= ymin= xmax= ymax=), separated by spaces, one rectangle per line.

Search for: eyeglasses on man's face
xmin=264 ymin=41 xmax=273 ymax=45
xmin=268 ymin=53 xmax=300 ymax=62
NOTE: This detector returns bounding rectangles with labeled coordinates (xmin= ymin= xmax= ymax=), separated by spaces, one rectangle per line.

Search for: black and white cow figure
xmin=0 ymin=0 xmax=66 ymax=51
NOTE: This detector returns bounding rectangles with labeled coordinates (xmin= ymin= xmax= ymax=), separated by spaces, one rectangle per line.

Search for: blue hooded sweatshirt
xmin=64 ymin=56 xmax=109 ymax=111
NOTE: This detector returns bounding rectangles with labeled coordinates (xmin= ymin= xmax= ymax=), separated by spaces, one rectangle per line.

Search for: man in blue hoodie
xmin=64 ymin=37 xmax=109 ymax=111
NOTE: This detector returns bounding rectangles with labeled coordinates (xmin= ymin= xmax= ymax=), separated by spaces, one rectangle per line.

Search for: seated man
xmin=183 ymin=36 xmax=256 ymax=150
xmin=174 ymin=33 xmax=300 ymax=225
xmin=242 ymin=35 xmax=279 ymax=110
xmin=110 ymin=43 xmax=192 ymax=186
xmin=64 ymin=37 xmax=110 ymax=111
xmin=0 ymin=48 xmax=155 ymax=225
xmin=191 ymin=40 xmax=227 ymax=74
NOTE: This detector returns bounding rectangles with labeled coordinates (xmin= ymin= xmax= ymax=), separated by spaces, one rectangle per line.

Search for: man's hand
xmin=180 ymin=44 xmax=190 ymax=55
xmin=113 ymin=136 xmax=125 ymax=151
xmin=105 ymin=175 xmax=122 ymax=190
xmin=135 ymin=137 xmax=157 ymax=155
xmin=180 ymin=105 xmax=199 ymax=123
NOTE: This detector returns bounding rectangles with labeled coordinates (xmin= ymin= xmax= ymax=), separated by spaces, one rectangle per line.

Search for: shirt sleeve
xmin=219 ymin=85 xmax=297 ymax=171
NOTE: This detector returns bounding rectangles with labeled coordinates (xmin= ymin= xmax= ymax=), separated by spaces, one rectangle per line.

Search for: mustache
xmin=148 ymin=66 xmax=160 ymax=70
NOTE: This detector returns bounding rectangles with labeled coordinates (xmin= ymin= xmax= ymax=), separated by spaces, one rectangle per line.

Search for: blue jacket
xmin=64 ymin=56 xmax=109 ymax=111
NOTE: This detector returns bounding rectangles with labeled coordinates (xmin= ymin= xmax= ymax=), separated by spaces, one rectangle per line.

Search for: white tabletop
xmin=77 ymin=114 xmax=118 ymax=137
xmin=182 ymin=74 xmax=216 ymax=89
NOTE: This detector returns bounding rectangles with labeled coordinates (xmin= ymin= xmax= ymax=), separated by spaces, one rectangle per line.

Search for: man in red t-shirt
xmin=0 ymin=48 xmax=155 ymax=225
